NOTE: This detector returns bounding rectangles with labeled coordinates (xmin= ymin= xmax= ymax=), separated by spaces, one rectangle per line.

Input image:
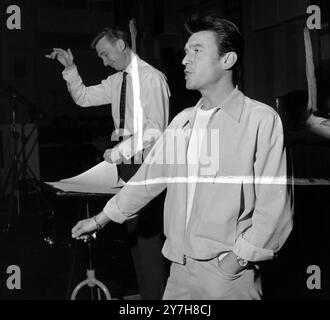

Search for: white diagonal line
xmin=124 ymin=176 xmax=330 ymax=186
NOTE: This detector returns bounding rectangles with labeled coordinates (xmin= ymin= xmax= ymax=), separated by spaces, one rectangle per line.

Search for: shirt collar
xmin=123 ymin=52 xmax=138 ymax=74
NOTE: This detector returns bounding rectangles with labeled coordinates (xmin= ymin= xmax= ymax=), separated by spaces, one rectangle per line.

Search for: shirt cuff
xmin=103 ymin=195 xmax=128 ymax=224
xmin=232 ymin=234 xmax=274 ymax=262
xmin=62 ymin=64 xmax=78 ymax=79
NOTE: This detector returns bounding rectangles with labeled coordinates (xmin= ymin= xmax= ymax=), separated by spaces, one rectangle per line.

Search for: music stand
xmin=46 ymin=186 xmax=120 ymax=300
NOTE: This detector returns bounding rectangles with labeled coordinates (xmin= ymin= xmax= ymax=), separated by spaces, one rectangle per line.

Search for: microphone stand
xmin=2 ymin=92 xmax=21 ymax=233
xmin=0 ymin=83 xmax=53 ymax=235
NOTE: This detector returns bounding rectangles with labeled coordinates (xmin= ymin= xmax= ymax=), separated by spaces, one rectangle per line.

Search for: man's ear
xmin=116 ymin=39 xmax=126 ymax=52
xmin=222 ymin=52 xmax=237 ymax=70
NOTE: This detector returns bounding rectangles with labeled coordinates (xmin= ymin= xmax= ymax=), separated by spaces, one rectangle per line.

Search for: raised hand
xmin=45 ymin=48 xmax=75 ymax=68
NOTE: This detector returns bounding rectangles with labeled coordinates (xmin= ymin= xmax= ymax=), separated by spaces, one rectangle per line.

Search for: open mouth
xmin=184 ymin=70 xmax=193 ymax=79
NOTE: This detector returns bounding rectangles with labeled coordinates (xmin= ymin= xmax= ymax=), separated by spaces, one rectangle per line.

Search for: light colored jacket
xmin=104 ymin=89 xmax=293 ymax=264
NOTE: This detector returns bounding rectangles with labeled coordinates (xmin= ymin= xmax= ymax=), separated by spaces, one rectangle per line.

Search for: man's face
xmin=182 ymin=31 xmax=224 ymax=91
xmin=95 ymin=36 xmax=124 ymax=71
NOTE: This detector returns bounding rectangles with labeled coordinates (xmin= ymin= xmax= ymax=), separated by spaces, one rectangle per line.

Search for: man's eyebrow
xmin=184 ymin=43 xmax=204 ymax=52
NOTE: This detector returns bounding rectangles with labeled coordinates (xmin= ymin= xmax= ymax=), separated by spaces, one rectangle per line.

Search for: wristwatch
xmin=236 ymin=256 xmax=249 ymax=267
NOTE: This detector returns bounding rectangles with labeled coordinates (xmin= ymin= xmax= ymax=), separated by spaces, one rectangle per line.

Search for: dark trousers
xmin=118 ymin=163 xmax=169 ymax=299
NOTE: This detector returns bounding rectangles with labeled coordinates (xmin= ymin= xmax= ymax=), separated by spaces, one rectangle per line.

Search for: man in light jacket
xmin=72 ymin=15 xmax=293 ymax=300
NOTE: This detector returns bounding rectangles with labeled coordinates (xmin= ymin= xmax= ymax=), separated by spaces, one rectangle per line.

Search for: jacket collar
xmin=184 ymin=87 xmax=245 ymax=128
xmin=220 ymin=87 xmax=245 ymax=123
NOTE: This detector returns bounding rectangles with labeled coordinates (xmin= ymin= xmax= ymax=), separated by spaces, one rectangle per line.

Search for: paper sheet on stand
xmin=45 ymin=161 xmax=123 ymax=194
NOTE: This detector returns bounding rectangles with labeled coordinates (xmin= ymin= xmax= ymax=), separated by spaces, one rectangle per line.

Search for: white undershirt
xmin=186 ymin=106 xmax=214 ymax=228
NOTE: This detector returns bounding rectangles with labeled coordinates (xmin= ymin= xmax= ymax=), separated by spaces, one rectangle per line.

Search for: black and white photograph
xmin=0 ymin=0 xmax=329 ymax=304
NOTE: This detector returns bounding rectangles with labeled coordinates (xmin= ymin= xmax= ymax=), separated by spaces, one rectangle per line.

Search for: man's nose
xmin=182 ymin=54 xmax=190 ymax=66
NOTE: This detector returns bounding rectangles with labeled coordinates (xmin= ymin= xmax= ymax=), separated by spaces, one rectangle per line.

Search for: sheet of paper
xmin=45 ymin=161 xmax=123 ymax=194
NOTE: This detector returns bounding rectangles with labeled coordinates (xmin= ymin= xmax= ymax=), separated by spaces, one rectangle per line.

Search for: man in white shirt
xmin=46 ymin=26 xmax=170 ymax=299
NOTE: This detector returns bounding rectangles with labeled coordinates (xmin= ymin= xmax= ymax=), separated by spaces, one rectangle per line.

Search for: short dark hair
xmin=185 ymin=14 xmax=243 ymax=84
xmin=91 ymin=26 xmax=130 ymax=49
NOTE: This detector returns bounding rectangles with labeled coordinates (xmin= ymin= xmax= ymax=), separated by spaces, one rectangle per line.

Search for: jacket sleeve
xmin=103 ymin=127 xmax=168 ymax=223
xmin=233 ymin=113 xmax=293 ymax=262
xmin=62 ymin=65 xmax=112 ymax=107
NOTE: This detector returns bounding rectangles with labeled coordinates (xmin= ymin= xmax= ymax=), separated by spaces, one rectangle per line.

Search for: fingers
xmin=103 ymin=149 xmax=112 ymax=163
xmin=45 ymin=52 xmax=58 ymax=59
xmin=76 ymin=235 xmax=89 ymax=242
xmin=45 ymin=48 xmax=70 ymax=59
xmin=53 ymin=48 xmax=69 ymax=54
xmin=71 ymin=221 xmax=83 ymax=238
xmin=76 ymin=232 xmax=97 ymax=242
xmin=71 ymin=221 xmax=81 ymax=234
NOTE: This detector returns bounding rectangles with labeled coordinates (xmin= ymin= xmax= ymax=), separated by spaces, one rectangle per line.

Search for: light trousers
xmin=163 ymin=256 xmax=262 ymax=300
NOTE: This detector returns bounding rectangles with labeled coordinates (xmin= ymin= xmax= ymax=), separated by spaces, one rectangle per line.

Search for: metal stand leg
xmin=70 ymin=269 xmax=111 ymax=300
xmin=70 ymin=201 xmax=111 ymax=300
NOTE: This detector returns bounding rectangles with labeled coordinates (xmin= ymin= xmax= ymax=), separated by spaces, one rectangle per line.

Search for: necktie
xmin=117 ymin=70 xmax=140 ymax=182
xmin=119 ymin=71 xmax=128 ymax=134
